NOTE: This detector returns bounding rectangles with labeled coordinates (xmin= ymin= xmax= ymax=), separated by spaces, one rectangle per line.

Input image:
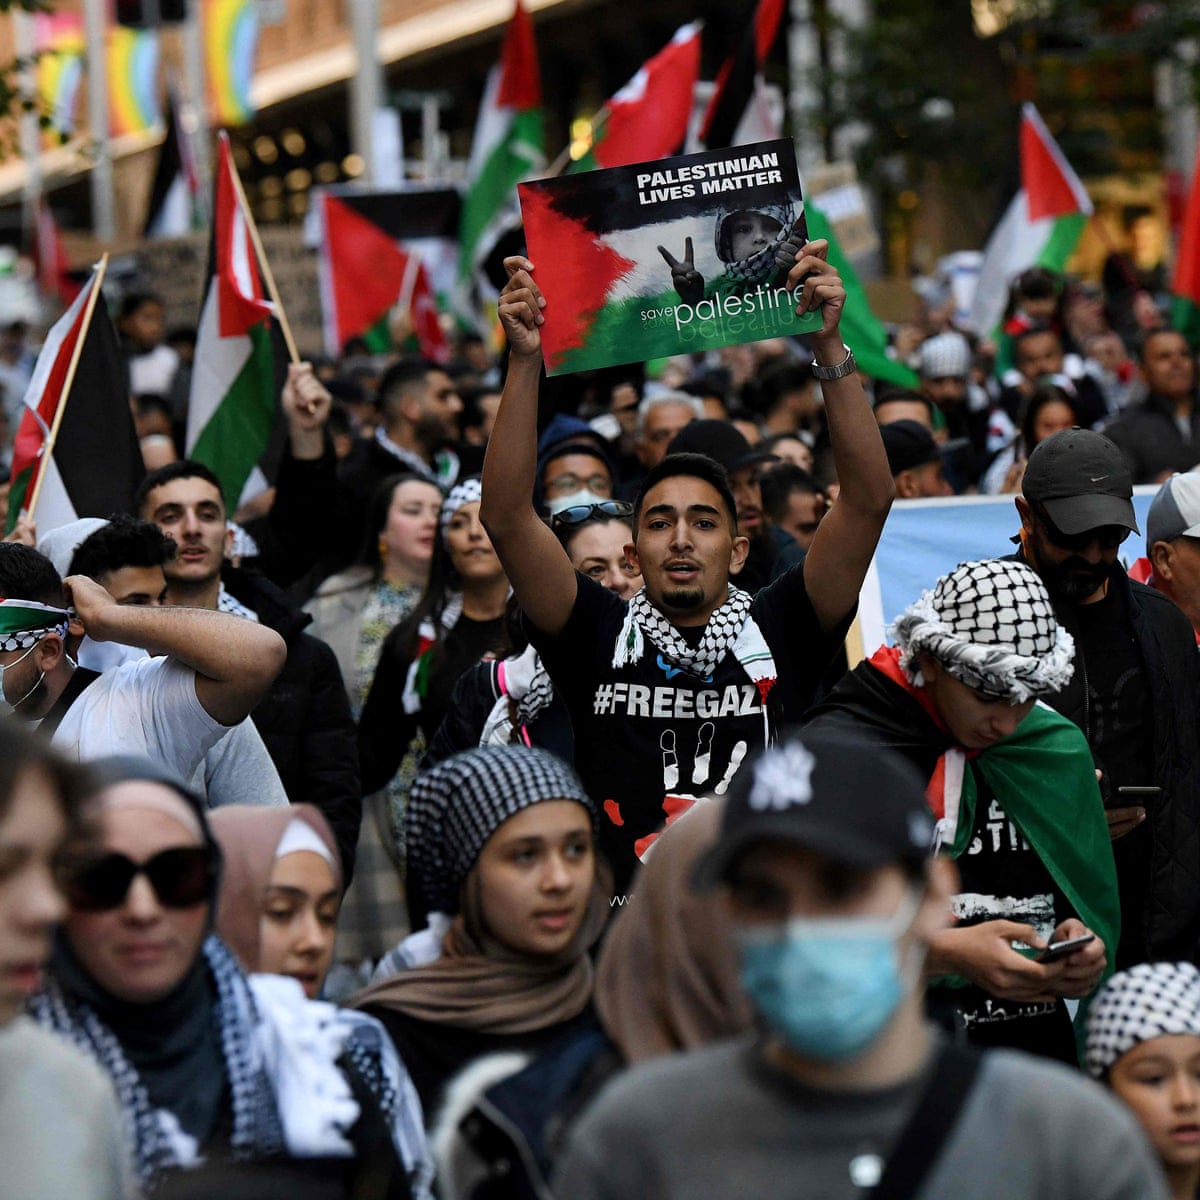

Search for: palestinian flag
xmin=572 ymin=23 xmax=701 ymax=172
xmin=701 ymin=0 xmax=785 ymax=150
xmin=967 ymin=104 xmax=1092 ymax=339
xmin=186 ymin=133 xmax=279 ymax=509
xmin=1171 ymin=133 xmax=1200 ymax=349
xmin=31 ymin=199 xmax=81 ymax=308
xmin=317 ymin=187 xmax=458 ymax=361
xmin=144 ymin=87 xmax=204 ymax=239
xmin=806 ymin=205 xmax=918 ymax=388
xmin=457 ymin=0 xmax=543 ymax=309
xmin=6 ymin=267 xmax=143 ymax=536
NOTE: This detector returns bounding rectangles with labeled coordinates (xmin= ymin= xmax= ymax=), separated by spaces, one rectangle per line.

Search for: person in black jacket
xmin=136 ymin=455 xmax=362 ymax=880
xmin=1104 ymin=329 xmax=1200 ymax=483
xmin=1012 ymin=427 xmax=1200 ymax=968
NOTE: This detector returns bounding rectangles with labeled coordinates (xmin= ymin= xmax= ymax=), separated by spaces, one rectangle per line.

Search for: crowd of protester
xmin=3 ymin=228 xmax=1200 ymax=1199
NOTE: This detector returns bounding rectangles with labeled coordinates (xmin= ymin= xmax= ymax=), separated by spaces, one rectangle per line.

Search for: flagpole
xmin=542 ymin=107 xmax=611 ymax=179
xmin=26 ymin=255 xmax=110 ymax=520
xmin=222 ymin=139 xmax=301 ymax=364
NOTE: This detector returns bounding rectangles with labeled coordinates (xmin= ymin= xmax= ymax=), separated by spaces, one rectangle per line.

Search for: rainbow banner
xmin=106 ymin=26 xmax=161 ymax=137
xmin=35 ymin=13 xmax=85 ymax=142
xmin=204 ymin=0 xmax=259 ymax=127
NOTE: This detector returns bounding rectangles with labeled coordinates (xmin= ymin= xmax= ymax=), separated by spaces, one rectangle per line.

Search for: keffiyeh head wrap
xmin=439 ymin=477 xmax=483 ymax=537
xmin=406 ymin=745 xmax=595 ymax=917
xmin=1085 ymin=962 xmax=1200 ymax=1078
xmin=891 ymin=559 xmax=1074 ymax=703
xmin=0 ymin=598 xmax=69 ymax=651
xmin=716 ymin=202 xmax=795 ymax=287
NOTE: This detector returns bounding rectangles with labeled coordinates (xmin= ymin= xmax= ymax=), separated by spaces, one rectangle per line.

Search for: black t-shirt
xmin=528 ymin=569 xmax=846 ymax=895
xmin=1072 ymin=583 xmax=1154 ymax=967
xmin=930 ymin=765 xmax=1077 ymax=1064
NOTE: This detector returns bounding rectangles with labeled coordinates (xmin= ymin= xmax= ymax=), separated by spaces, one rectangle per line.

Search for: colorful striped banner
xmin=204 ymin=0 xmax=259 ymax=127
xmin=106 ymin=26 xmax=161 ymax=137
xmin=35 ymin=13 xmax=85 ymax=141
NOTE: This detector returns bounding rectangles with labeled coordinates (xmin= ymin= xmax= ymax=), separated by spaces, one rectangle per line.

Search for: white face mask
xmin=546 ymin=489 xmax=610 ymax=517
xmin=0 ymin=640 xmax=45 ymax=718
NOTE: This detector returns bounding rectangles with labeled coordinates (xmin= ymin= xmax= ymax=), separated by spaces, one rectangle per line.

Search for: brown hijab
xmin=349 ymin=856 xmax=612 ymax=1036
xmin=593 ymin=799 xmax=754 ymax=1063
xmin=208 ymin=805 xmax=342 ymax=973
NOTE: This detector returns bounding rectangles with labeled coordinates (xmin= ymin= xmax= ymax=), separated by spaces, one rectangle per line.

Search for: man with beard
xmin=1011 ymin=429 xmax=1200 ymax=968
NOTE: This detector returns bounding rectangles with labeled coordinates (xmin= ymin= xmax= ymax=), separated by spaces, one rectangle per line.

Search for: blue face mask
xmin=737 ymin=891 xmax=921 ymax=1061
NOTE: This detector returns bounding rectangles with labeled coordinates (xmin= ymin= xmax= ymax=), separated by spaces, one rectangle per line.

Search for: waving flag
xmin=1171 ymin=133 xmax=1200 ymax=350
xmin=573 ymin=23 xmax=702 ymax=172
xmin=457 ymin=0 xmax=544 ymax=308
xmin=6 ymin=264 xmax=143 ymax=536
xmin=107 ymin=27 xmax=161 ymax=136
xmin=701 ymin=0 xmax=785 ymax=149
xmin=35 ymin=13 xmax=85 ymax=142
xmin=144 ymin=87 xmax=205 ymax=238
xmin=967 ymin=104 xmax=1092 ymax=338
xmin=187 ymin=135 xmax=279 ymax=507
xmin=204 ymin=0 xmax=259 ymax=127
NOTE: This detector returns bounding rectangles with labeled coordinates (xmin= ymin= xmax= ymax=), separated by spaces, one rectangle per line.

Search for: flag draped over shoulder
xmin=186 ymin=135 xmax=278 ymax=508
xmin=6 ymin=267 xmax=143 ymax=535
xmin=701 ymin=0 xmax=784 ymax=150
xmin=572 ymin=23 xmax=702 ymax=172
xmin=967 ymin=104 xmax=1092 ymax=338
xmin=457 ymin=0 xmax=544 ymax=305
xmin=317 ymin=189 xmax=454 ymax=362
xmin=1171 ymin=133 xmax=1200 ymax=350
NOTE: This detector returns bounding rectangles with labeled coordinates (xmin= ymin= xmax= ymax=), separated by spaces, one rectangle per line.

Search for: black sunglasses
xmin=1036 ymin=506 xmax=1131 ymax=553
xmin=65 ymin=846 xmax=217 ymax=912
xmin=550 ymin=500 xmax=634 ymax=530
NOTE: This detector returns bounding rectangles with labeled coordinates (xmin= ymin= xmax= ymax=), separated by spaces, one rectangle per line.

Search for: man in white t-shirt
xmin=0 ymin=543 xmax=285 ymax=779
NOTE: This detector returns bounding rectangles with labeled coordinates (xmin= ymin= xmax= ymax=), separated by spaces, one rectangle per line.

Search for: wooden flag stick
xmin=26 ymin=254 xmax=110 ymax=521
xmin=224 ymin=146 xmax=301 ymax=365
xmin=542 ymin=106 xmax=611 ymax=180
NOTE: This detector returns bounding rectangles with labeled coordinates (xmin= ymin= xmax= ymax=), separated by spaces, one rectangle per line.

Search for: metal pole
xmin=82 ymin=0 xmax=115 ymax=242
xmin=788 ymin=0 xmax=823 ymax=174
xmin=14 ymin=11 xmax=41 ymax=209
xmin=182 ymin=0 xmax=212 ymax=211
xmin=349 ymin=0 xmax=382 ymax=186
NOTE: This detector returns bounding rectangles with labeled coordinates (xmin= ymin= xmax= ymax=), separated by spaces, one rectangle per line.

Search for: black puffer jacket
xmin=223 ymin=565 xmax=362 ymax=881
xmin=1010 ymin=552 xmax=1200 ymax=962
xmin=1104 ymin=391 xmax=1200 ymax=483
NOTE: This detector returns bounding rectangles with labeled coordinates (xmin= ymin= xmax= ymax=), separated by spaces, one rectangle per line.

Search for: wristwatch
xmin=811 ymin=344 xmax=857 ymax=380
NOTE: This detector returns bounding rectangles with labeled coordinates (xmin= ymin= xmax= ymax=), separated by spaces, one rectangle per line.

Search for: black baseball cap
xmin=1021 ymin=429 xmax=1138 ymax=537
xmin=667 ymin=419 xmax=777 ymax=475
xmin=879 ymin=420 xmax=941 ymax=476
xmin=692 ymin=729 xmax=935 ymax=890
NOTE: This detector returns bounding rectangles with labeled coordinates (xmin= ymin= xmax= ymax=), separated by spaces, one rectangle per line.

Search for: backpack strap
xmin=869 ymin=1041 xmax=982 ymax=1200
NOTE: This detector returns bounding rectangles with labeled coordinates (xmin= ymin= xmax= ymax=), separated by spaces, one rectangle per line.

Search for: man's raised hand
xmin=657 ymin=238 xmax=704 ymax=306
xmin=499 ymin=256 xmax=546 ymax=359
xmin=785 ymin=239 xmax=846 ymax=338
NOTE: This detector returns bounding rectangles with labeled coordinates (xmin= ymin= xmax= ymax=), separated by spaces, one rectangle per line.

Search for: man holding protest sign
xmin=481 ymin=240 xmax=893 ymax=894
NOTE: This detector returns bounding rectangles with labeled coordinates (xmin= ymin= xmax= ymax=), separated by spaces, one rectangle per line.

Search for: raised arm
xmin=788 ymin=241 xmax=895 ymax=633
xmin=479 ymin=258 xmax=579 ymax=637
xmin=64 ymin=573 xmax=286 ymax=726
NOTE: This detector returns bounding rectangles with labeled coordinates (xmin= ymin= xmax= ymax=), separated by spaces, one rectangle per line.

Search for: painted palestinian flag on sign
xmin=6 ymin=268 xmax=143 ymax=535
xmin=317 ymin=187 xmax=458 ymax=361
xmin=187 ymin=133 xmax=281 ymax=509
xmin=520 ymin=138 xmax=821 ymax=375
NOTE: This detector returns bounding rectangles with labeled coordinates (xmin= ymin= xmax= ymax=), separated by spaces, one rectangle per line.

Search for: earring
xmin=378 ymin=537 xmax=388 ymax=561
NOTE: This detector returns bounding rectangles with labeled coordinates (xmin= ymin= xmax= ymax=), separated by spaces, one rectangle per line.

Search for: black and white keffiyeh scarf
xmin=716 ymin=201 xmax=796 ymax=288
xmin=29 ymin=937 xmax=434 ymax=1195
xmin=1086 ymin=962 xmax=1200 ymax=1078
xmin=614 ymin=585 xmax=755 ymax=680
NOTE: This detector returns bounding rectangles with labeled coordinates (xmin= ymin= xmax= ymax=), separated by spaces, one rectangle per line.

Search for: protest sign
xmin=519 ymin=138 xmax=822 ymax=375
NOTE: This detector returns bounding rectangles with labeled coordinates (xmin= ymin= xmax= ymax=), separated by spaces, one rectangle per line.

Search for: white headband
xmin=275 ymin=817 xmax=336 ymax=868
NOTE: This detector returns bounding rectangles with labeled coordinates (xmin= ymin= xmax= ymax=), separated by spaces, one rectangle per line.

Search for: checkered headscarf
xmin=439 ymin=477 xmax=483 ymax=537
xmin=0 ymin=599 xmax=70 ymax=652
xmin=1085 ymin=962 xmax=1200 ymax=1078
xmin=716 ymin=202 xmax=795 ymax=287
xmin=892 ymin=559 xmax=1074 ymax=703
xmin=407 ymin=745 xmax=596 ymax=916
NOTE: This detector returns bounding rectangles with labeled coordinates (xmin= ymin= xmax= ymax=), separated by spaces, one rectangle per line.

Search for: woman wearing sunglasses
xmin=28 ymin=756 xmax=433 ymax=1198
xmin=0 ymin=726 xmax=135 ymax=1200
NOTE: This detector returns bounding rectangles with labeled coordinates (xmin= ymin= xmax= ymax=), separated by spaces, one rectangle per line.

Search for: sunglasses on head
xmin=65 ymin=846 xmax=217 ymax=913
xmin=1035 ymin=506 xmax=1131 ymax=553
xmin=550 ymin=499 xmax=634 ymax=530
